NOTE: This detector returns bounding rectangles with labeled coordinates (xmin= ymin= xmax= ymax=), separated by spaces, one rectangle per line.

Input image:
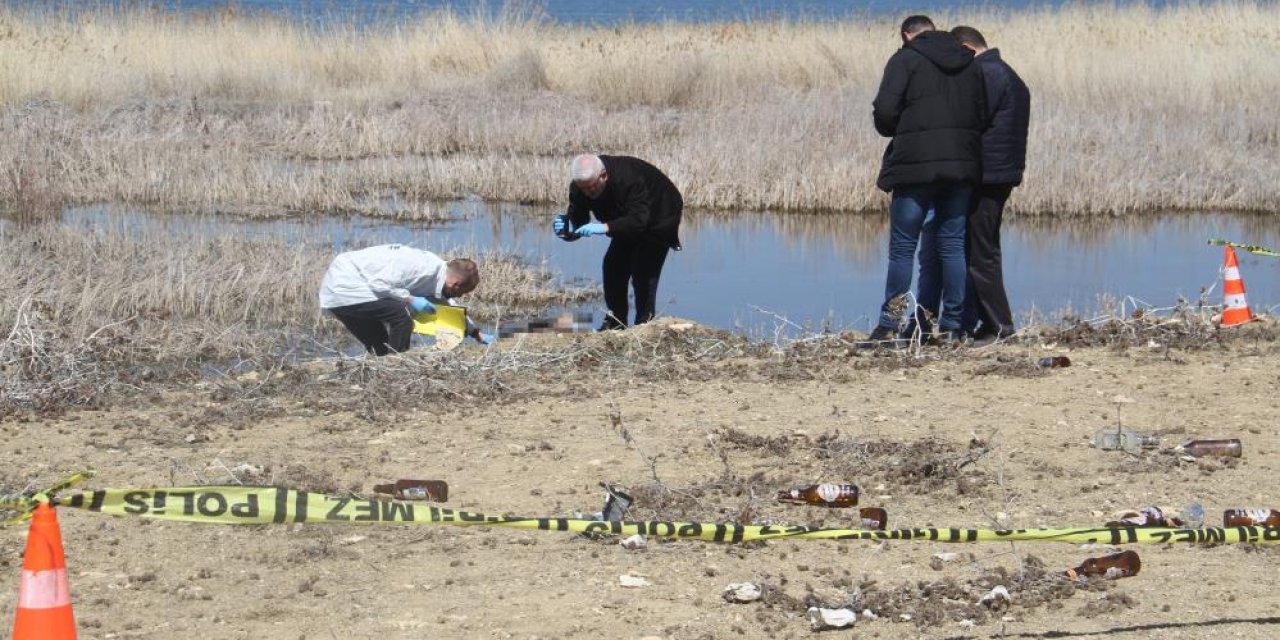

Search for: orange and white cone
xmin=1220 ymin=246 xmax=1254 ymax=327
xmin=11 ymin=502 xmax=77 ymax=640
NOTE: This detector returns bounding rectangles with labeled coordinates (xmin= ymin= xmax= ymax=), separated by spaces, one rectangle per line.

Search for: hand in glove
xmin=574 ymin=223 xmax=608 ymax=237
xmin=475 ymin=332 xmax=494 ymax=345
xmin=408 ymin=296 xmax=436 ymax=314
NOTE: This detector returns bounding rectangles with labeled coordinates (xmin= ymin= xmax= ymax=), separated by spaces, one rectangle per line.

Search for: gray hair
xmin=570 ymin=154 xmax=605 ymax=182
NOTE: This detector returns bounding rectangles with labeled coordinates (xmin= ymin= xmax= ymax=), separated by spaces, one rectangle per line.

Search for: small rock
xmin=807 ymin=607 xmax=855 ymax=630
xmin=861 ymin=609 xmax=878 ymax=621
xmin=722 ymin=583 xmax=762 ymax=603
xmin=620 ymin=534 xmax=647 ymax=550
xmin=618 ymin=574 xmax=651 ymax=588
xmin=958 ymin=619 xmax=976 ymax=628
xmin=899 ymin=613 xmax=913 ymax=621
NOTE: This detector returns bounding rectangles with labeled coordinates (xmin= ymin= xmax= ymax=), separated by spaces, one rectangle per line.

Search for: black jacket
xmin=872 ymin=31 xmax=986 ymax=192
xmin=975 ymin=49 xmax=1030 ymax=186
xmin=567 ymin=155 xmax=683 ymax=249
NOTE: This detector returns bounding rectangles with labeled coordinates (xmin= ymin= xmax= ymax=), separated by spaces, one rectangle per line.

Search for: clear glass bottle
xmin=1094 ymin=428 xmax=1160 ymax=453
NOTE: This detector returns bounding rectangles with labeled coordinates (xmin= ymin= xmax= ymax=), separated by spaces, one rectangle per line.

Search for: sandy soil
xmin=2 ymin=325 xmax=1279 ymax=639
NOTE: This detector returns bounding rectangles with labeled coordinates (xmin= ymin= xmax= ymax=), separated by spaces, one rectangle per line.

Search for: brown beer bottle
xmin=1038 ymin=356 xmax=1071 ymax=368
xmin=1223 ymin=508 xmax=1280 ymax=527
xmin=372 ymin=479 xmax=449 ymax=502
xmin=859 ymin=507 xmax=888 ymax=530
xmin=1175 ymin=439 xmax=1242 ymax=458
xmin=776 ymin=483 xmax=859 ymax=508
xmin=1066 ymin=550 xmax=1140 ymax=580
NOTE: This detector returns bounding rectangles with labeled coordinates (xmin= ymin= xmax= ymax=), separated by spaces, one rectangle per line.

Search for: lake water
xmin=11 ymin=0 xmax=1174 ymax=24
xmin=43 ymin=203 xmax=1280 ymax=335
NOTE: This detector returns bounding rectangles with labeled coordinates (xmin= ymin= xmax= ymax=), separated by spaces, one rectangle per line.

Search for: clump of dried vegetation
xmin=0 ymin=223 xmax=596 ymax=417
xmin=1 ymin=4 xmax=1278 ymax=215
xmin=742 ymin=554 xmax=1126 ymax=631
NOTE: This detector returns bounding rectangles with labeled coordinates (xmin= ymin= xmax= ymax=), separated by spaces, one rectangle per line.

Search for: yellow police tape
xmin=3 ymin=483 xmax=1278 ymax=546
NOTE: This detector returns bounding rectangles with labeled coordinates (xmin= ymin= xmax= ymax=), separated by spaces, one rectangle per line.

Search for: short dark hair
xmin=447 ymin=258 xmax=480 ymax=295
xmin=951 ymin=25 xmax=988 ymax=49
xmin=901 ymin=15 xmax=935 ymax=36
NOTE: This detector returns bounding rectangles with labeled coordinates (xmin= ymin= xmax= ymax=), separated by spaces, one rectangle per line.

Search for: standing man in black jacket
xmin=553 ymin=154 xmax=683 ymax=329
xmin=951 ymin=25 xmax=1031 ymax=341
xmin=867 ymin=15 xmax=986 ymax=344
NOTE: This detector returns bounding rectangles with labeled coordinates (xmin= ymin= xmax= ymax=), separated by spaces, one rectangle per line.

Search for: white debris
xmin=899 ymin=613 xmax=913 ymax=621
xmin=722 ymin=583 xmax=763 ymax=603
xmin=618 ymin=574 xmax=651 ymax=588
xmin=807 ymin=607 xmax=856 ymax=630
xmin=861 ymin=609 xmax=878 ymax=621
xmin=932 ymin=552 xmax=962 ymax=563
xmin=620 ymin=535 xmax=647 ymax=550
xmin=980 ymin=585 xmax=1012 ymax=608
xmin=958 ymin=619 xmax=977 ymax=628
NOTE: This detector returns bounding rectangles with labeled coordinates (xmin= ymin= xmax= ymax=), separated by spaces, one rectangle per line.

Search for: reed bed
xmin=0 ymin=221 xmax=594 ymax=349
xmin=1 ymin=3 xmax=1277 ymax=216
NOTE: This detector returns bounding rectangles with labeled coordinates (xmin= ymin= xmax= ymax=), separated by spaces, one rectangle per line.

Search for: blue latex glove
xmin=408 ymin=296 xmax=435 ymax=313
xmin=475 ymin=332 xmax=494 ymax=345
xmin=575 ymin=223 xmax=608 ymax=237
xmin=552 ymin=216 xmax=568 ymax=235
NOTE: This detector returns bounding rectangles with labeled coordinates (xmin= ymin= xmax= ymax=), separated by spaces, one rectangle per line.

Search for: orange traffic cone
xmin=11 ymin=502 xmax=76 ymax=640
xmin=1220 ymin=246 xmax=1254 ymax=327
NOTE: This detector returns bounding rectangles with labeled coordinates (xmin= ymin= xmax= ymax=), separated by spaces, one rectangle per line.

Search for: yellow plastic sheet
xmin=411 ymin=304 xmax=467 ymax=350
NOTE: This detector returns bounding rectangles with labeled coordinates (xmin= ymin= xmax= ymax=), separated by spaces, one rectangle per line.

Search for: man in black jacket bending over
xmin=952 ymin=25 xmax=1030 ymax=341
xmin=866 ymin=15 xmax=985 ymax=344
xmin=553 ymin=154 xmax=683 ymax=329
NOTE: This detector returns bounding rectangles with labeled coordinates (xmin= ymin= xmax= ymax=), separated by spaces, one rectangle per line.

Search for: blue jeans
xmin=878 ymin=184 xmax=971 ymax=331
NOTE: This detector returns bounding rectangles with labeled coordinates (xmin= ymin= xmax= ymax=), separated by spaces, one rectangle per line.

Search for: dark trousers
xmin=328 ymin=298 xmax=413 ymax=356
xmin=963 ymin=184 xmax=1015 ymax=335
xmin=602 ymin=237 xmax=670 ymax=327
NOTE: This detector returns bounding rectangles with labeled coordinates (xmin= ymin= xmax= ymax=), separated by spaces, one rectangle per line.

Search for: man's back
xmin=976 ymin=49 xmax=1031 ymax=186
xmin=568 ymin=155 xmax=683 ymax=248
xmin=872 ymin=30 xmax=987 ymax=192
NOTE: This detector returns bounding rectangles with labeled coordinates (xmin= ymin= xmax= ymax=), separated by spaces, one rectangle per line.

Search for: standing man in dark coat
xmin=553 ymin=154 xmax=683 ymax=329
xmin=866 ymin=15 xmax=986 ymax=344
xmin=952 ymin=25 xmax=1031 ymax=341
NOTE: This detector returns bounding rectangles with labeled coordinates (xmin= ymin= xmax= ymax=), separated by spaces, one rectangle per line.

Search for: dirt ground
xmin=2 ymin=323 xmax=1279 ymax=640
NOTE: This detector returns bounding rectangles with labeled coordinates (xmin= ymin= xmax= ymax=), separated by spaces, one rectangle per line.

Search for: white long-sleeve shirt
xmin=319 ymin=244 xmax=447 ymax=309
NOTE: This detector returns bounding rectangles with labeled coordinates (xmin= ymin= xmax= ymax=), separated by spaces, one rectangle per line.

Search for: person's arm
xmin=566 ymin=184 xmax=591 ymax=228
xmin=595 ymin=179 xmax=651 ymax=238
xmin=982 ymin=64 xmax=1007 ymax=131
xmin=872 ymin=52 xmax=910 ymax=137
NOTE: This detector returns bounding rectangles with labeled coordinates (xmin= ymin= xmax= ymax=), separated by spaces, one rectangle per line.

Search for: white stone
xmin=618 ymin=574 xmax=651 ymax=588
xmin=620 ymin=535 xmax=647 ymax=550
xmin=722 ymin=583 xmax=762 ymax=603
xmin=807 ymin=607 xmax=855 ymax=630
xmin=980 ymin=585 xmax=1012 ymax=607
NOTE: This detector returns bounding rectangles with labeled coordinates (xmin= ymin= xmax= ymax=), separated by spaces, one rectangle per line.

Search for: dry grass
xmin=0 ymin=222 xmax=597 ymax=416
xmin=0 ymin=3 xmax=1276 ymax=215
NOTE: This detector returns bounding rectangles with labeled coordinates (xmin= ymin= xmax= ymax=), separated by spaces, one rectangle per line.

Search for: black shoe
xmin=898 ymin=320 xmax=934 ymax=343
xmin=971 ymin=325 xmax=1017 ymax=346
xmin=936 ymin=329 xmax=969 ymax=346
xmin=598 ymin=317 xmax=626 ymax=331
xmin=857 ymin=325 xmax=899 ymax=349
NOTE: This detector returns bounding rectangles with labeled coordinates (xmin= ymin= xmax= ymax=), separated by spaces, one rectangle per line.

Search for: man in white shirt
xmin=319 ymin=244 xmax=487 ymax=355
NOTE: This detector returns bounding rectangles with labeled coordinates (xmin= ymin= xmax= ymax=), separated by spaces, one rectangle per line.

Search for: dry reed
xmin=0 ymin=3 xmax=1276 ymax=215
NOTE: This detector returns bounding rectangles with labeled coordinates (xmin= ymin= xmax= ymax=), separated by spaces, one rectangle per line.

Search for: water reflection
xmin=5 ymin=202 xmax=1275 ymax=333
